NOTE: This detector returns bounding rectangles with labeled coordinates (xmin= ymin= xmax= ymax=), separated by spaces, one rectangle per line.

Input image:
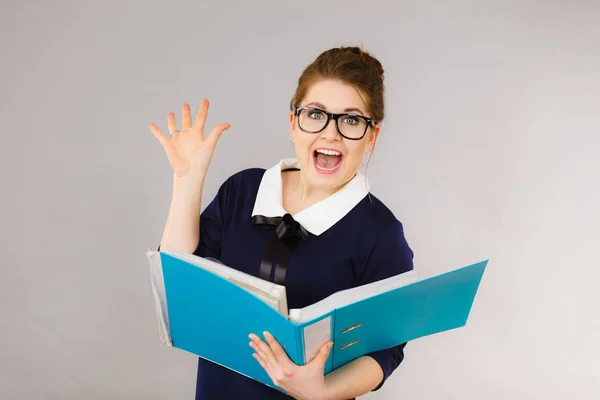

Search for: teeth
xmin=315 ymin=149 xmax=341 ymax=156
xmin=316 ymin=163 xmax=340 ymax=171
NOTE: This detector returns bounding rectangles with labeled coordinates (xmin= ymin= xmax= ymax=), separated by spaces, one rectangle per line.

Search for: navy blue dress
xmin=190 ymin=159 xmax=414 ymax=399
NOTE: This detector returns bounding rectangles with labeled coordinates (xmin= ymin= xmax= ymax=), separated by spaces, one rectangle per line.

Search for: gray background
xmin=1 ymin=0 xmax=599 ymax=399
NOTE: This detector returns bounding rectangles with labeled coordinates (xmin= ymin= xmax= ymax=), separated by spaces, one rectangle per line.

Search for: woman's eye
xmin=309 ymin=111 xmax=324 ymax=119
xmin=343 ymin=116 xmax=359 ymax=125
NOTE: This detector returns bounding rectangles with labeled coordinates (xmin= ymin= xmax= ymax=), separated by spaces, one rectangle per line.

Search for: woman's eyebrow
xmin=306 ymin=102 xmax=365 ymax=115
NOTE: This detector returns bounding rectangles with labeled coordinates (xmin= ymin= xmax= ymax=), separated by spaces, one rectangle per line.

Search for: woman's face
xmin=289 ymin=78 xmax=380 ymax=192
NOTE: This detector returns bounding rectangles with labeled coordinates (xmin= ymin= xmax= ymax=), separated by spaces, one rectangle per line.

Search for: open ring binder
xmin=147 ymin=249 xmax=488 ymax=393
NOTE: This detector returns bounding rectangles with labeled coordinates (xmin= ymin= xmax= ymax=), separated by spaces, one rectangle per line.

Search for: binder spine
xmin=328 ymin=310 xmax=336 ymax=373
xmin=295 ymin=324 xmax=306 ymax=365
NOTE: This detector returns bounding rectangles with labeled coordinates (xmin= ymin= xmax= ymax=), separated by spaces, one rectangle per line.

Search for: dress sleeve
xmin=192 ymin=177 xmax=234 ymax=260
xmin=355 ymin=218 xmax=414 ymax=391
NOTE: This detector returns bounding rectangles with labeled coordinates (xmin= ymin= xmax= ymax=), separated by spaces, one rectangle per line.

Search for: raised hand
xmin=149 ymin=99 xmax=230 ymax=179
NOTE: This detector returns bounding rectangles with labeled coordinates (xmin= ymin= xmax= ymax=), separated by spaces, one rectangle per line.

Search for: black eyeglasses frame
xmin=293 ymin=105 xmax=377 ymax=140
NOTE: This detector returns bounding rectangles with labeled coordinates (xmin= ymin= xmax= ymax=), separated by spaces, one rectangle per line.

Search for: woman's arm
xmin=159 ymin=173 xmax=205 ymax=253
xmin=322 ymin=356 xmax=384 ymax=399
xmin=150 ymin=100 xmax=230 ymax=253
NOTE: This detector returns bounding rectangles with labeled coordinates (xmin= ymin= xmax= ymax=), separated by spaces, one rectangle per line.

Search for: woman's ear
xmin=289 ymin=112 xmax=296 ymax=142
xmin=367 ymin=124 xmax=381 ymax=153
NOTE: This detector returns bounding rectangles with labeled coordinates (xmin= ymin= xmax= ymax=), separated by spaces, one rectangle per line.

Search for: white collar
xmin=251 ymin=158 xmax=370 ymax=236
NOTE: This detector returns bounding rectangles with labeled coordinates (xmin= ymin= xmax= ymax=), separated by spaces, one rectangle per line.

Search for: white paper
xmin=146 ymin=250 xmax=172 ymax=346
xmin=290 ymin=269 xmax=418 ymax=324
xmin=302 ymin=316 xmax=332 ymax=363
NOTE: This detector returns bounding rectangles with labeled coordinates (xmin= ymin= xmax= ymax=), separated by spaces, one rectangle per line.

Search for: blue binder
xmin=147 ymin=250 xmax=487 ymax=391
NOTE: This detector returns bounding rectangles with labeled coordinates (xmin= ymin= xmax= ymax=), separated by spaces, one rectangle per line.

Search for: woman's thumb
xmin=316 ymin=341 xmax=333 ymax=364
xmin=206 ymin=123 xmax=231 ymax=147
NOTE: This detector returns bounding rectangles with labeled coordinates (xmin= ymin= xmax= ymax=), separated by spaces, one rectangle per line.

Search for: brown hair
xmin=290 ymin=45 xmax=385 ymax=123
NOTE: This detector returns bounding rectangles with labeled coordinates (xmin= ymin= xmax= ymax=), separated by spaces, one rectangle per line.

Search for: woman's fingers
xmin=253 ymin=352 xmax=267 ymax=369
xmin=263 ymin=331 xmax=292 ymax=368
xmin=182 ymin=103 xmax=192 ymax=129
xmin=167 ymin=112 xmax=179 ymax=136
xmin=149 ymin=123 xmax=169 ymax=146
xmin=250 ymin=338 xmax=275 ymax=375
xmin=253 ymin=350 xmax=277 ymax=383
xmin=250 ymin=335 xmax=274 ymax=360
xmin=250 ymin=332 xmax=295 ymax=378
xmin=251 ymin=343 xmax=269 ymax=364
xmin=250 ymin=334 xmax=279 ymax=372
xmin=194 ymin=99 xmax=209 ymax=132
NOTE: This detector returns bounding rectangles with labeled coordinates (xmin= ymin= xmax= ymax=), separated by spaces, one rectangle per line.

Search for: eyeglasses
xmin=293 ymin=106 xmax=376 ymax=140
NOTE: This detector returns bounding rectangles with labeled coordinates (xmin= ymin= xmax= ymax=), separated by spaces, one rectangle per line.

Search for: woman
xmin=150 ymin=46 xmax=414 ymax=400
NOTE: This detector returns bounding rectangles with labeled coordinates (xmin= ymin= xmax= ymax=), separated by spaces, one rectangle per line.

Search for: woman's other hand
xmin=249 ymin=331 xmax=334 ymax=400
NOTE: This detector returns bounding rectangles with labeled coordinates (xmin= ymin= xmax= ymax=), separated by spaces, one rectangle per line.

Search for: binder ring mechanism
xmin=340 ymin=340 xmax=359 ymax=350
xmin=341 ymin=323 xmax=362 ymax=334
xmin=339 ymin=323 xmax=362 ymax=350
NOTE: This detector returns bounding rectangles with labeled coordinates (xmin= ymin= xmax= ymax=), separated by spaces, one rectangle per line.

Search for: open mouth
xmin=313 ymin=148 xmax=343 ymax=173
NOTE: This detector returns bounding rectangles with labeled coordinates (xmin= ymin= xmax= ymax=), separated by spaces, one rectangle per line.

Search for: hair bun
xmin=352 ymin=46 xmax=384 ymax=82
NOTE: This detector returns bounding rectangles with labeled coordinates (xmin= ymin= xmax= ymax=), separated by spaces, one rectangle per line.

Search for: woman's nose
xmin=319 ymin=118 xmax=342 ymax=140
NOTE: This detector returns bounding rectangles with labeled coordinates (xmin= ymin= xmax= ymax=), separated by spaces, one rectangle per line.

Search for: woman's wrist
xmin=172 ymin=171 xmax=205 ymax=202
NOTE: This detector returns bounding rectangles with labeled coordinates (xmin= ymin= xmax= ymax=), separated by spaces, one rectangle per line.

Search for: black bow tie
xmin=251 ymin=213 xmax=308 ymax=285
xmin=251 ymin=213 xmax=309 ymax=242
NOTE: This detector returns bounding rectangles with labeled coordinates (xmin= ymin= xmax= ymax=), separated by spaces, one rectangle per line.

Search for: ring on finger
xmin=170 ymin=129 xmax=180 ymax=137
